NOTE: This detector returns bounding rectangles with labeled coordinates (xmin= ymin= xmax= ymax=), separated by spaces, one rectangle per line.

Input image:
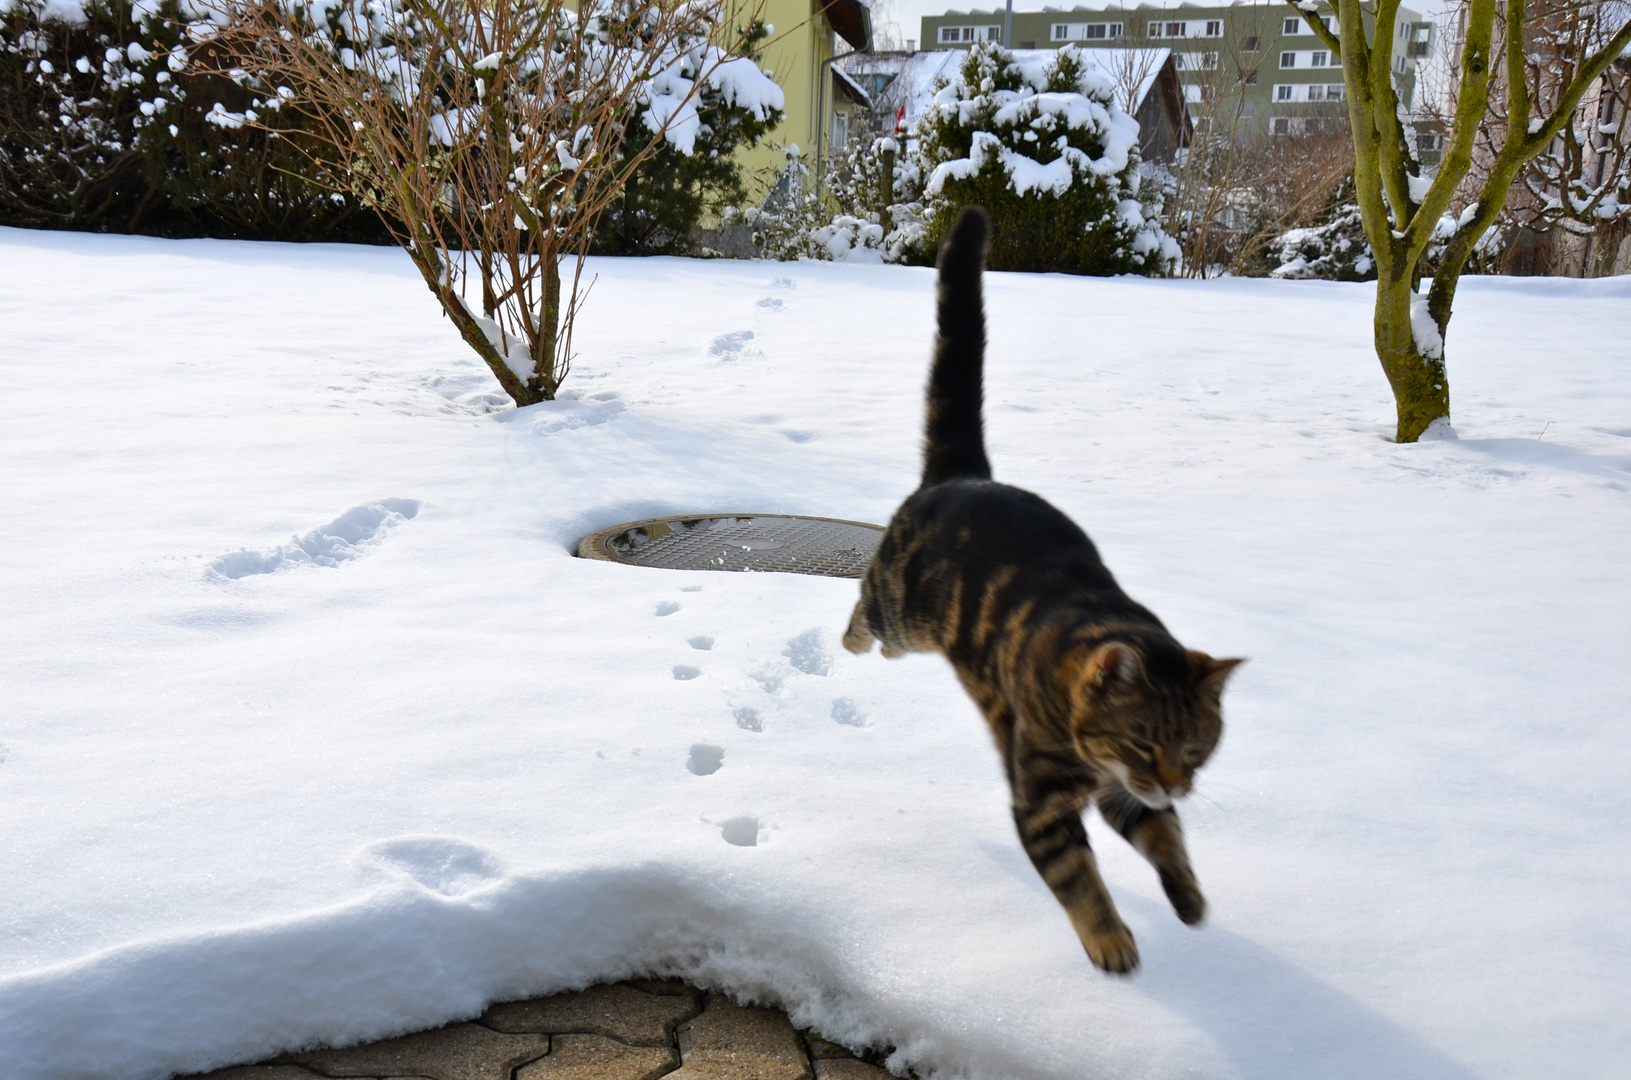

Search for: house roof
xmin=831 ymin=64 xmax=873 ymax=107
xmin=822 ymin=0 xmax=872 ymax=51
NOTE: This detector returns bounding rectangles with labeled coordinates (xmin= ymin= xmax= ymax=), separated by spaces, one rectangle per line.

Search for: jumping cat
xmin=843 ymin=206 xmax=1243 ymax=974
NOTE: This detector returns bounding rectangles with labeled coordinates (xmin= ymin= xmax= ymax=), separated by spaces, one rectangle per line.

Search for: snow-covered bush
xmin=735 ymin=135 xmax=926 ymax=264
xmin=912 ymin=42 xmax=1177 ymax=275
xmin=1271 ymin=176 xmax=1375 ymax=281
xmin=206 ymin=0 xmax=780 ymax=405
xmin=592 ymin=19 xmax=783 ymax=256
xmin=814 ymin=133 xmax=926 ymax=262
xmin=725 ymin=144 xmax=830 ymax=260
xmin=0 ymin=0 xmax=378 ymax=238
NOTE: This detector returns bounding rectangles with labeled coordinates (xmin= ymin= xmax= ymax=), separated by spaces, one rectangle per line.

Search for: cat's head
xmin=1063 ymin=638 xmax=1243 ymax=809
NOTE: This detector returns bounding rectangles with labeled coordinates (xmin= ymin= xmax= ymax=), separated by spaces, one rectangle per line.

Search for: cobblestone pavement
xmin=188 ymin=981 xmax=898 ymax=1080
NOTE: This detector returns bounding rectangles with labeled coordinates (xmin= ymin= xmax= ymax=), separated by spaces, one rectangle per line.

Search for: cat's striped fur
xmin=843 ymin=206 xmax=1242 ymax=974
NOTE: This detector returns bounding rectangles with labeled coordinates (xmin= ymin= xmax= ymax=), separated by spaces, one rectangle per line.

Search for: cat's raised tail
xmin=922 ymin=206 xmax=992 ymax=489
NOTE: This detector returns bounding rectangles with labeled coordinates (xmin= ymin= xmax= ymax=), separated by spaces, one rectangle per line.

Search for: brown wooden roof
xmin=821 ymin=0 xmax=871 ymax=51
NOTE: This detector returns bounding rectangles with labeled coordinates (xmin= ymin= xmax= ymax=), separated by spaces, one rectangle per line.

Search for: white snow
xmin=1410 ymin=290 xmax=1445 ymax=358
xmin=1 ymin=228 xmax=1630 ymax=1080
xmin=644 ymin=48 xmax=785 ymax=156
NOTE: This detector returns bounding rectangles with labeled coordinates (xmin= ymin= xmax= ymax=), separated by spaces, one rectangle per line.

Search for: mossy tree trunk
xmin=1296 ymin=0 xmax=1631 ymax=442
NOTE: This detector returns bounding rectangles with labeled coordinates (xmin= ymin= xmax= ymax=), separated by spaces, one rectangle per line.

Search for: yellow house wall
xmin=723 ymin=0 xmax=836 ymax=191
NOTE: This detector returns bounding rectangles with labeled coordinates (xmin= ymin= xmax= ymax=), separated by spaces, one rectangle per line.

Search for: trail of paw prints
xmin=687 ymin=744 xmax=724 ymax=776
xmin=718 ymin=815 xmax=764 ymax=847
xmin=708 ymin=330 xmax=759 ymax=361
xmin=831 ymin=697 xmax=868 ymax=727
xmin=737 ymin=629 xmax=874 ymax=730
xmin=208 ymin=498 xmax=420 ymax=580
xmin=783 ymin=628 xmax=831 ymax=676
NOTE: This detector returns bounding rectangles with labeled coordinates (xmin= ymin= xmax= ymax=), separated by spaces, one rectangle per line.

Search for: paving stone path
xmin=190 ymin=981 xmax=898 ymax=1080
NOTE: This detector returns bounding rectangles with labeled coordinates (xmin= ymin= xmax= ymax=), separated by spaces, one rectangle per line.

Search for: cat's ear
xmin=1188 ymin=651 xmax=1245 ymax=696
xmin=1087 ymin=642 xmax=1144 ymax=688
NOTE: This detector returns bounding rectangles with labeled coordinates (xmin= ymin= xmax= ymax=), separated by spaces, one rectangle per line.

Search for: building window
xmin=1205 ymin=20 xmax=1222 ymax=36
xmin=1283 ymin=15 xmax=1332 ymax=35
xmin=1240 ymin=35 xmax=1260 ymax=51
xmin=1325 ymin=83 xmax=1344 ymax=100
xmin=1054 ymin=22 xmax=1122 ymax=40
xmin=1280 ymin=51 xmax=1296 ymax=67
xmin=1239 ymin=70 xmax=1258 ymax=85
xmin=1272 ymin=116 xmax=1298 ymax=135
xmin=1177 ymin=51 xmax=1219 ymax=71
xmin=833 ymin=111 xmax=848 ymax=150
xmin=1166 ymin=21 xmax=1187 ymax=37
xmin=1308 ymin=84 xmax=1325 ymax=101
xmin=940 ymin=25 xmax=1001 ymax=43
xmin=1275 ymin=83 xmax=1295 ymax=101
xmin=1311 ymin=50 xmax=1327 ymax=66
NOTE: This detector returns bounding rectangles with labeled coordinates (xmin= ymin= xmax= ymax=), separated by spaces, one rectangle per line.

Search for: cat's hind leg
xmin=1097 ymin=787 xmax=1207 ymax=926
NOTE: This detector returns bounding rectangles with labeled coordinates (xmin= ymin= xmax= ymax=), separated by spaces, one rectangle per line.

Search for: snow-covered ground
xmin=1 ymin=226 xmax=1628 ymax=1080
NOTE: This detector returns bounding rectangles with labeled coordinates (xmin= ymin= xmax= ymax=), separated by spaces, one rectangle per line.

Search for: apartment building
xmin=920 ymin=2 xmax=1432 ymax=136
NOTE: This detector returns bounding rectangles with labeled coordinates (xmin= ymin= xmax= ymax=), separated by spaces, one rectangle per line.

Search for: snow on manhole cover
xmin=577 ymin=514 xmax=884 ymax=578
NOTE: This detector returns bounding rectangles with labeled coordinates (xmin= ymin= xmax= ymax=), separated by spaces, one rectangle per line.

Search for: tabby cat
xmin=843 ymin=206 xmax=1242 ymax=974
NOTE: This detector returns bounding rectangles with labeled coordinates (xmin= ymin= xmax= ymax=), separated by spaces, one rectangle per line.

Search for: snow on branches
xmin=203 ymin=0 xmax=778 ymax=405
xmin=911 ymin=42 xmax=1176 ymax=275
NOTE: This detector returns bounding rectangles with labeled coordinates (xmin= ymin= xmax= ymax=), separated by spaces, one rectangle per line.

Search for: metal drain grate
xmin=577 ymin=514 xmax=884 ymax=578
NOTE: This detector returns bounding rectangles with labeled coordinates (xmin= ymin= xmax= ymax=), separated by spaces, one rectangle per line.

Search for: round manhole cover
xmin=577 ymin=514 xmax=884 ymax=578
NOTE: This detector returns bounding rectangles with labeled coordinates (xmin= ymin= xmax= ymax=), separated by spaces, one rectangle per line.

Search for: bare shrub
xmin=211 ymin=0 xmax=773 ymax=405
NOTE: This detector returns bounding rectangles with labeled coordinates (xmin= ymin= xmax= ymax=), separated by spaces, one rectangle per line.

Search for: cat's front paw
xmin=840 ymin=613 xmax=875 ymax=654
xmin=1083 ymin=922 xmax=1140 ymax=975
xmin=1161 ymin=873 xmax=1207 ymax=926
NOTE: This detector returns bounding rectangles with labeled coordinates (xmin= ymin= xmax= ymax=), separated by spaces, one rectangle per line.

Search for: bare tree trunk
xmin=1295 ymin=0 xmax=1631 ymax=441
xmin=535 ymin=256 xmax=561 ymax=399
xmin=1373 ymin=273 xmax=1450 ymax=442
